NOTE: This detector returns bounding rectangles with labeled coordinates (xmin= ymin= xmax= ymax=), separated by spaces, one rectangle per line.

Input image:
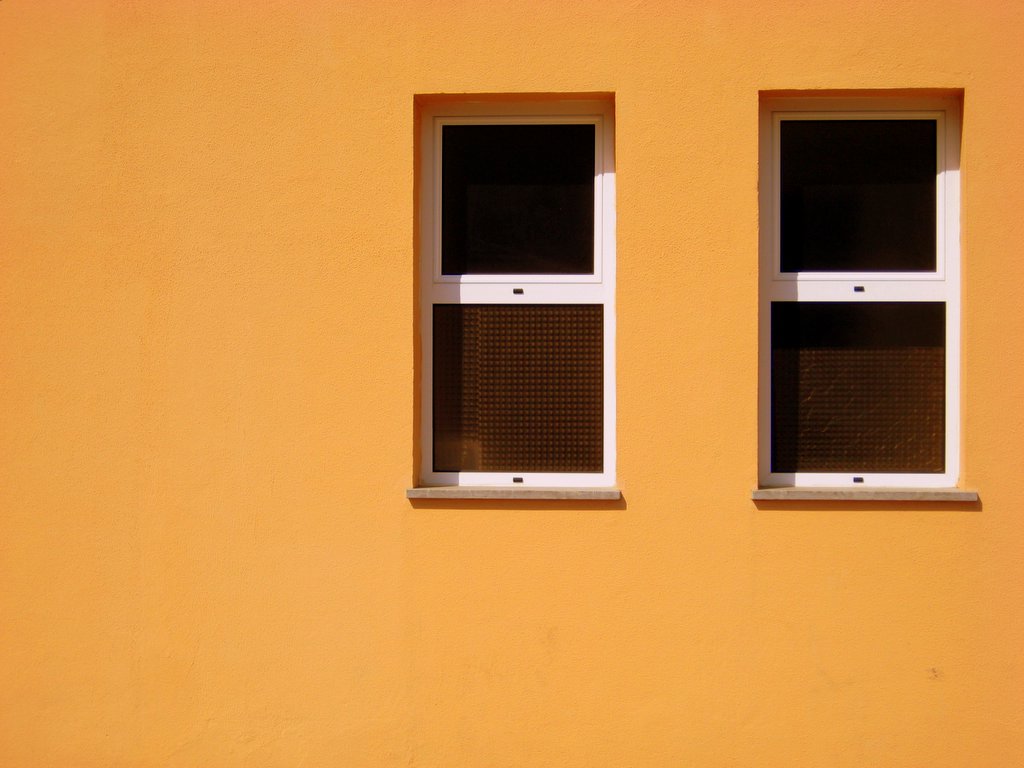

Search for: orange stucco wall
xmin=2 ymin=1 xmax=1023 ymax=765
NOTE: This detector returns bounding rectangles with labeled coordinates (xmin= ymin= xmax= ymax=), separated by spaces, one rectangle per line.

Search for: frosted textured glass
xmin=771 ymin=302 xmax=944 ymax=473
xmin=433 ymin=304 xmax=603 ymax=472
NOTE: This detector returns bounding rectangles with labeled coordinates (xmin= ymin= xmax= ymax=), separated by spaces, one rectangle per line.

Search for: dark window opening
xmin=780 ymin=119 xmax=937 ymax=273
xmin=441 ymin=124 xmax=595 ymax=275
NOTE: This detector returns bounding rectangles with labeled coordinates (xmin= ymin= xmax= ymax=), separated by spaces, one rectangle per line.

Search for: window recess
xmin=758 ymin=95 xmax=962 ymax=490
xmin=416 ymin=99 xmax=616 ymax=490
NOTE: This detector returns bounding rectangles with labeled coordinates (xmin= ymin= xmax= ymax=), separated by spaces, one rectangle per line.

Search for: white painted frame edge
xmin=757 ymin=95 xmax=961 ymax=488
xmin=417 ymin=99 xmax=616 ymax=488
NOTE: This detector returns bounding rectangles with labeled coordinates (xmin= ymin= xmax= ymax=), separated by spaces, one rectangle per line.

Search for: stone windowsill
xmin=407 ymin=486 xmax=622 ymax=501
xmin=752 ymin=487 xmax=979 ymax=502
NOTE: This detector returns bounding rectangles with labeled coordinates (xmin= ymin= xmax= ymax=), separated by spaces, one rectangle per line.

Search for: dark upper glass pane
xmin=441 ymin=124 xmax=595 ymax=275
xmin=433 ymin=304 xmax=603 ymax=472
xmin=771 ymin=302 xmax=945 ymax=473
xmin=780 ymin=119 xmax=937 ymax=272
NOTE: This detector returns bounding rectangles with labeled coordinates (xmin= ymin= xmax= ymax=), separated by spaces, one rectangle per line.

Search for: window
xmin=758 ymin=95 xmax=961 ymax=488
xmin=418 ymin=99 xmax=615 ymax=489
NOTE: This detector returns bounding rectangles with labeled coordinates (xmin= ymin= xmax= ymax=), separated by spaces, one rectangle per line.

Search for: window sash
xmin=431 ymin=114 xmax=608 ymax=285
xmin=770 ymin=301 xmax=946 ymax=475
xmin=770 ymin=110 xmax=948 ymax=282
xmin=432 ymin=303 xmax=605 ymax=475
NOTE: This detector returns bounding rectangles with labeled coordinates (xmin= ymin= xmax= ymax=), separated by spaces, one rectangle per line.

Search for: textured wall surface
xmin=2 ymin=1 xmax=1022 ymax=765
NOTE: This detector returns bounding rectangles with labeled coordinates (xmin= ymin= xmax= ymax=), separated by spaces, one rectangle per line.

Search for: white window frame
xmin=758 ymin=95 xmax=961 ymax=488
xmin=418 ymin=99 xmax=616 ymax=488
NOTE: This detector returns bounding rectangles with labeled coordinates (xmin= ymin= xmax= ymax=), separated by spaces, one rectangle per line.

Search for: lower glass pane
xmin=771 ymin=302 xmax=945 ymax=473
xmin=433 ymin=304 xmax=603 ymax=473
